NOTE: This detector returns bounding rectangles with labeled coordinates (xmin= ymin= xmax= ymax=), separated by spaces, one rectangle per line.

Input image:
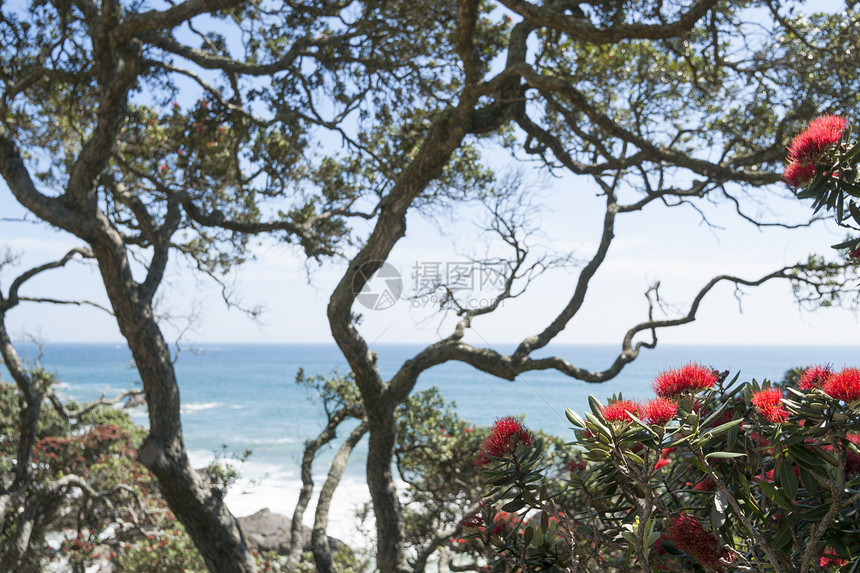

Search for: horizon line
xmin=10 ymin=340 xmax=858 ymax=348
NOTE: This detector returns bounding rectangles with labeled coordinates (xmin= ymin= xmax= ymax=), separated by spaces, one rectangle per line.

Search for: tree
xmin=1 ymin=1 xmax=860 ymax=572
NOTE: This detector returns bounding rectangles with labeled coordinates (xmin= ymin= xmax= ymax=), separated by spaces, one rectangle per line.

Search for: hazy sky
xmin=2 ymin=166 xmax=857 ymax=348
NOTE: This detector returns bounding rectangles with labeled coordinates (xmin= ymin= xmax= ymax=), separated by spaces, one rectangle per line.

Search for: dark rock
xmin=237 ymin=508 xmax=349 ymax=557
xmin=123 ymin=392 xmax=146 ymax=409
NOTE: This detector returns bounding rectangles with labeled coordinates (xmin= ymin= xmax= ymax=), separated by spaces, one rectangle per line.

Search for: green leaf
xmin=727 ymin=423 xmax=739 ymax=450
xmin=704 ymin=418 xmax=744 ymax=439
xmin=625 ymin=451 xmax=645 ymax=466
xmin=501 ymin=497 xmax=526 ymax=512
xmin=646 ymin=531 xmax=661 ymax=547
xmin=842 ymin=141 xmax=860 ymax=164
xmin=701 ymin=400 xmax=730 ymax=428
xmin=566 ymin=408 xmax=586 ymax=429
xmin=626 ymin=411 xmax=660 ymax=438
xmin=831 ymin=237 xmax=860 ymax=250
xmin=621 ymin=531 xmax=636 ymax=546
xmin=773 ymin=517 xmax=793 ymax=552
xmin=799 ymin=466 xmax=818 ymax=495
xmin=523 ymin=525 xmax=535 ymax=545
xmin=758 ymin=479 xmax=795 ymax=512
xmin=588 ymin=395 xmax=604 ymax=419
xmin=705 ymin=451 xmax=747 ymax=460
xmin=584 ymin=412 xmax=611 ymax=438
xmin=804 ymin=503 xmax=832 ymax=521
xmin=850 ymin=200 xmax=860 ymax=226
xmin=787 ymin=444 xmax=826 ymax=469
xmin=777 ymin=459 xmax=798 ymax=501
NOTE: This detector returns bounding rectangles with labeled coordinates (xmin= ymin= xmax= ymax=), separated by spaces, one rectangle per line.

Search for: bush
xmin=475 ymin=364 xmax=860 ymax=571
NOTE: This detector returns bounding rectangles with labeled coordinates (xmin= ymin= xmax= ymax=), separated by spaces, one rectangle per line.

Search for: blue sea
xmin=3 ymin=343 xmax=857 ymax=543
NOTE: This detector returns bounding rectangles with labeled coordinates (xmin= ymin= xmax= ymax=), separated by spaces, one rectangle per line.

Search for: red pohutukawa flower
xmin=601 ymin=400 xmax=640 ymax=423
xmin=475 ymin=417 xmax=534 ymax=466
xmin=784 ymin=115 xmax=848 ymax=188
xmin=787 ymin=115 xmax=847 ymax=164
xmin=820 ymin=547 xmax=848 ymax=569
xmin=823 ymin=367 xmax=860 ymax=403
xmin=692 ymin=478 xmax=716 ymax=492
xmin=666 ymin=514 xmax=731 ymax=570
xmin=642 ymin=397 xmax=678 ymax=425
xmin=751 ymin=387 xmax=788 ymax=424
xmin=653 ymin=364 xmax=719 ymax=398
xmin=783 ymin=161 xmax=818 ymax=188
xmin=799 ymin=364 xmax=833 ymax=391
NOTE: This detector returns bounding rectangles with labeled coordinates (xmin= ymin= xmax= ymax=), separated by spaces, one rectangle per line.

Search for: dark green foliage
xmin=479 ymin=365 xmax=860 ymax=571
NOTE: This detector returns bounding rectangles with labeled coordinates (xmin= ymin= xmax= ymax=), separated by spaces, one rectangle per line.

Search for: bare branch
xmin=4 ymin=248 xmax=92 ymax=307
xmin=45 ymin=388 xmax=143 ymax=421
xmin=18 ymin=297 xmax=113 ymax=315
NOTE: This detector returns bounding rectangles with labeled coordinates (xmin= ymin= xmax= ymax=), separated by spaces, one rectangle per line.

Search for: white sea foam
xmin=188 ymin=451 xmax=372 ymax=549
xmin=180 ymin=401 xmax=226 ymax=414
xmin=226 ymin=473 xmax=373 ymax=549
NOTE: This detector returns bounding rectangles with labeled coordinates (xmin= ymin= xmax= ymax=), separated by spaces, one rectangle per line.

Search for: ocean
xmin=2 ymin=342 xmax=857 ymax=546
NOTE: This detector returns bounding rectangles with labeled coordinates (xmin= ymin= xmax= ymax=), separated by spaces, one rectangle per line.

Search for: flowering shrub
xmin=392 ymin=388 xmax=580 ymax=569
xmin=0 ymin=376 xmax=251 ymax=572
xmin=784 ymin=114 xmax=860 ymax=256
xmin=475 ymin=364 xmax=860 ymax=571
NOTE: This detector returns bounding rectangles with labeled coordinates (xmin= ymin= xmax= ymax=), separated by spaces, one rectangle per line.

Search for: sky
xmin=0 ymin=0 xmax=857 ymax=349
xmin=1 ymin=166 xmax=857 ymax=348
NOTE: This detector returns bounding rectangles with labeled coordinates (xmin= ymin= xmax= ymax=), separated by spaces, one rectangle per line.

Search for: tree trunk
xmin=88 ymin=237 xmax=256 ymax=573
xmin=366 ymin=413 xmax=410 ymax=573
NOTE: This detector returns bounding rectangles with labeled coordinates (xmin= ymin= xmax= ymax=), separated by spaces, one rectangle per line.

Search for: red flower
xmin=460 ymin=512 xmax=483 ymax=529
xmin=159 ymin=165 xmax=168 ymax=173
xmin=566 ymin=459 xmax=587 ymax=472
xmin=666 ymin=514 xmax=731 ymax=570
xmin=601 ymin=399 xmax=640 ymax=423
xmin=823 ymin=368 xmax=860 ymax=402
xmin=751 ymin=388 xmax=788 ymax=424
xmin=660 ymin=447 xmax=676 ymax=459
xmin=475 ymin=417 xmax=533 ymax=466
xmin=642 ymin=398 xmax=678 ymax=425
xmin=787 ymin=115 xmax=847 ymax=164
xmin=799 ymin=365 xmax=833 ymax=391
xmin=847 ymin=434 xmax=860 ymax=474
xmin=653 ymin=364 xmax=719 ymax=398
xmin=849 ymin=246 xmax=860 ymax=260
xmin=692 ymin=478 xmax=716 ymax=492
xmin=783 ymin=161 xmax=817 ymax=188
xmin=820 ymin=547 xmax=848 ymax=569
xmin=654 ymin=458 xmax=671 ymax=469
